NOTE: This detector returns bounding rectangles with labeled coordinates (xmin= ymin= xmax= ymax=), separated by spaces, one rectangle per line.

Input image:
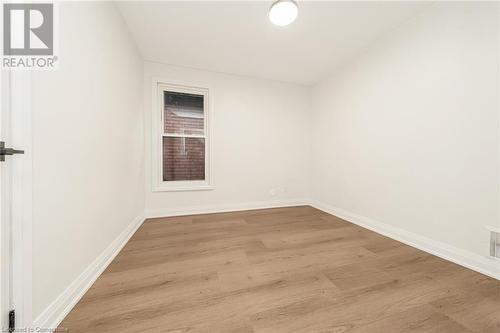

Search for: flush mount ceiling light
xmin=269 ymin=0 xmax=298 ymax=26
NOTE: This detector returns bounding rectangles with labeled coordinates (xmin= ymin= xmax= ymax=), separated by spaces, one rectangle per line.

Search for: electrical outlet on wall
xmin=490 ymin=229 xmax=500 ymax=259
xmin=269 ymin=187 xmax=287 ymax=197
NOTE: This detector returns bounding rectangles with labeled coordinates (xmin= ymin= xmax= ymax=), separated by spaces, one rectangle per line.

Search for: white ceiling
xmin=117 ymin=1 xmax=430 ymax=85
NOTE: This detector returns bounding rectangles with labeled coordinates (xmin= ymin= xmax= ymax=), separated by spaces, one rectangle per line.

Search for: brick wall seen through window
xmin=163 ymin=91 xmax=206 ymax=181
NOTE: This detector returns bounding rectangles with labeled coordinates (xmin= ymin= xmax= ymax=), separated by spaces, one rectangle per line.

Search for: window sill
xmin=152 ymin=184 xmax=214 ymax=192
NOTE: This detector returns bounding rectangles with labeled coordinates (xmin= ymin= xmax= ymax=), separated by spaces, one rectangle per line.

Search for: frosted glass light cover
xmin=269 ymin=0 xmax=298 ymax=26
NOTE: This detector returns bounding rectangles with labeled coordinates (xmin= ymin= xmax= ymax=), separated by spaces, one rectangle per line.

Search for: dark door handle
xmin=2 ymin=148 xmax=24 ymax=155
xmin=0 ymin=141 xmax=24 ymax=162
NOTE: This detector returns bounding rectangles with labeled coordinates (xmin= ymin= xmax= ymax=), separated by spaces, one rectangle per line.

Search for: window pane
xmin=164 ymin=91 xmax=204 ymax=135
xmin=163 ymin=137 xmax=205 ymax=181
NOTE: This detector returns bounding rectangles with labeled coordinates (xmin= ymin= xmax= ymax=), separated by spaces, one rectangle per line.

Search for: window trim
xmin=152 ymin=79 xmax=213 ymax=192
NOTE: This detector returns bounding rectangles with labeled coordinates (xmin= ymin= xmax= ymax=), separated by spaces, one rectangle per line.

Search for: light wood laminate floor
xmin=59 ymin=206 xmax=500 ymax=332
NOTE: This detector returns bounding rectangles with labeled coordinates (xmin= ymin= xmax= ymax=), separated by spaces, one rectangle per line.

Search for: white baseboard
xmin=33 ymin=198 xmax=499 ymax=331
xmin=33 ymin=213 xmax=146 ymax=330
xmin=145 ymin=198 xmax=309 ymax=218
xmin=33 ymin=200 xmax=307 ymax=330
xmin=310 ymin=200 xmax=500 ymax=281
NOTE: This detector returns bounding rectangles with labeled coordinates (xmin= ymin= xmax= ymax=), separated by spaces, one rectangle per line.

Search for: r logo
xmin=3 ymin=3 xmax=53 ymax=56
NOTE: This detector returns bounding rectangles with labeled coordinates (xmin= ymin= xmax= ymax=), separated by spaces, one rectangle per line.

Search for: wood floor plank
xmin=58 ymin=206 xmax=500 ymax=332
xmin=350 ymin=304 xmax=472 ymax=333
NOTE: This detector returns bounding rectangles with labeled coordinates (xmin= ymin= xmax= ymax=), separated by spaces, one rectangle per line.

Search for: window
xmin=153 ymin=82 xmax=212 ymax=191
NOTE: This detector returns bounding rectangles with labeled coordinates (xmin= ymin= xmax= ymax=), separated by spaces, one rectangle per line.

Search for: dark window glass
xmin=164 ymin=91 xmax=204 ymax=135
xmin=163 ymin=137 xmax=205 ymax=181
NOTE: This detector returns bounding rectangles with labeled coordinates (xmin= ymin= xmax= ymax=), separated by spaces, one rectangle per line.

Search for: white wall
xmin=311 ymin=2 xmax=499 ymax=259
xmin=32 ymin=2 xmax=144 ymax=318
xmin=144 ymin=62 xmax=310 ymax=215
xmin=27 ymin=1 xmax=500 ymax=323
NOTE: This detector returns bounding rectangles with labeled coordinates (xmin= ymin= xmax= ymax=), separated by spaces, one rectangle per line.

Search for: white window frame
xmin=152 ymin=80 xmax=213 ymax=192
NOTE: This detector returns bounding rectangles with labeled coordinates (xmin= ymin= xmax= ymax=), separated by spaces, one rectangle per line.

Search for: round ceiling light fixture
xmin=269 ymin=0 xmax=298 ymax=26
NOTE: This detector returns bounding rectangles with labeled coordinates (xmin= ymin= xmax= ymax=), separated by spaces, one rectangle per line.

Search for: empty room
xmin=1 ymin=0 xmax=499 ymax=332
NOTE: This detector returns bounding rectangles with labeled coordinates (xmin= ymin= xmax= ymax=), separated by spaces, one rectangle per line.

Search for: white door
xmin=0 ymin=69 xmax=31 ymax=332
xmin=1 ymin=67 xmax=14 ymax=332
